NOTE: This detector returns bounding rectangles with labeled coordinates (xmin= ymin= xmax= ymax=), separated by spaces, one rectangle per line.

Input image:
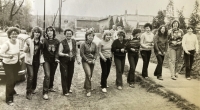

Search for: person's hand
xmin=8 ymin=55 xmax=13 ymax=59
xmin=55 ymin=59 xmax=60 ymax=63
xmin=185 ymin=51 xmax=190 ymax=54
xmin=65 ymin=54 xmax=69 ymax=57
xmin=92 ymin=59 xmax=96 ymax=64
xmin=196 ymin=51 xmax=199 ymax=54
xmin=77 ymin=60 xmax=81 ymax=65
xmin=19 ymin=59 xmax=22 ymax=65
xmin=103 ymin=58 xmax=107 ymax=62
xmin=163 ymin=52 xmax=166 ymax=55
xmin=131 ymin=48 xmax=135 ymax=52
xmin=88 ymin=54 xmax=94 ymax=58
xmin=158 ymin=51 xmax=162 ymax=55
xmin=87 ymin=60 xmax=92 ymax=64
xmin=121 ymin=48 xmax=125 ymax=53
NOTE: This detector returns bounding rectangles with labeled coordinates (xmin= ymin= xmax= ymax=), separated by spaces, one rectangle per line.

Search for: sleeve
xmin=58 ymin=43 xmax=64 ymax=57
xmin=153 ymin=35 xmax=160 ymax=52
xmin=0 ymin=43 xmax=9 ymax=54
xmin=55 ymin=40 xmax=60 ymax=60
xmin=195 ymin=35 xmax=199 ymax=52
xmin=23 ymin=42 xmax=30 ymax=53
xmin=111 ymin=40 xmax=117 ymax=52
xmin=164 ymin=38 xmax=168 ymax=52
xmin=98 ymin=42 xmax=104 ymax=59
xmin=80 ymin=43 xmax=88 ymax=61
xmin=140 ymin=34 xmax=148 ymax=48
xmin=182 ymin=35 xmax=187 ymax=52
xmin=93 ymin=43 xmax=98 ymax=60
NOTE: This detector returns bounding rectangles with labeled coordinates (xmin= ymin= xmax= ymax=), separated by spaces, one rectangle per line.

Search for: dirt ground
xmin=0 ymin=56 xmax=181 ymax=110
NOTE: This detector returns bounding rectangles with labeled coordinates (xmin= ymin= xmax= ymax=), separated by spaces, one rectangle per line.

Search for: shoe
xmin=7 ymin=101 xmax=14 ymax=106
xmin=49 ymin=88 xmax=56 ymax=92
xmin=64 ymin=93 xmax=70 ymax=96
xmin=86 ymin=92 xmax=91 ymax=97
xmin=32 ymin=90 xmax=36 ymax=94
xmin=129 ymin=84 xmax=135 ymax=88
xmin=171 ymin=76 xmax=177 ymax=80
xmin=69 ymin=90 xmax=72 ymax=93
xmin=186 ymin=77 xmax=191 ymax=80
xmin=26 ymin=94 xmax=32 ymax=100
xmin=43 ymin=94 xmax=49 ymax=100
xmin=102 ymin=88 xmax=107 ymax=93
xmin=117 ymin=86 xmax=122 ymax=90
xmin=107 ymin=85 xmax=109 ymax=88
xmin=157 ymin=76 xmax=163 ymax=80
xmin=13 ymin=92 xmax=19 ymax=96
xmin=144 ymin=77 xmax=149 ymax=79
xmin=175 ymin=74 xmax=178 ymax=78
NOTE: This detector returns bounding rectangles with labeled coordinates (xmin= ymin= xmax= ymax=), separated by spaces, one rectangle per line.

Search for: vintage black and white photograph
xmin=0 ymin=0 xmax=200 ymax=109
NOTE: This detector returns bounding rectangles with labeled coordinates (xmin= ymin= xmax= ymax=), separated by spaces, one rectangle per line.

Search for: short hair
xmin=144 ymin=23 xmax=152 ymax=30
xmin=45 ymin=26 xmax=56 ymax=39
xmin=187 ymin=25 xmax=194 ymax=31
xmin=171 ymin=20 xmax=180 ymax=28
xmin=64 ymin=29 xmax=73 ymax=35
xmin=85 ymin=30 xmax=95 ymax=41
xmin=7 ymin=27 xmax=20 ymax=38
xmin=157 ymin=25 xmax=168 ymax=37
xmin=132 ymin=29 xmax=141 ymax=36
xmin=15 ymin=24 xmax=20 ymax=29
xmin=31 ymin=26 xmax=43 ymax=39
xmin=117 ymin=30 xmax=126 ymax=38
xmin=102 ymin=31 xmax=112 ymax=40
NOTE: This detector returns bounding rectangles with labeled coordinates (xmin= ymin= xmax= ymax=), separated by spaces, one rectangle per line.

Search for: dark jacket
xmin=111 ymin=39 xmax=127 ymax=57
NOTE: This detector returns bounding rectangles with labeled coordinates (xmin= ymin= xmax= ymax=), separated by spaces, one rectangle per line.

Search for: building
xmin=98 ymin=10 xmax=154 ymax=32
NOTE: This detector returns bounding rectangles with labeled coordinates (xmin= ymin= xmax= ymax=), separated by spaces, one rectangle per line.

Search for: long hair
xmin=45 ymin=26 xmax=56 ymax=39
xmin=157 ymin=25 xmax=168 ymax=38
xmin=31 ymin=26 xmax=42 ymax=40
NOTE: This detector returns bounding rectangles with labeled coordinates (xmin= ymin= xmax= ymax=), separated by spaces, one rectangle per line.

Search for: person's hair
xmin=6 ymin=27 xmax=20 ymax=38
xmin=171 ymin=20 xmax=180 ymax=29
xmin=117 ymin=30 xmax=126 ymax=38
xmin=85 ymin=30 xmax=95 ymax=41
xmin=45 ymin=26 xmax=56 ymax=39
xmin=187 ymin=25 xmax=194 ymax=31
xmin=64 ymin=29 xmax=74 ymax=35
xmin=15 ymin=24 xmax=20 ymax=29
xmin=132 ymin=29 xmax=141 ymax=36
xmin=31 ymin=26 xmax=42 ymax=40
xmin=144 ymin=23 xmax=152 ymax=30
xmin=102 ymin=31 xmax=112 ymax=40
xmin=157 ymin=25 xmax=168 ymax=37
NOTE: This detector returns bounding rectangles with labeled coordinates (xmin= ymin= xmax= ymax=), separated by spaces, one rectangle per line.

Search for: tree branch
xmin=12 ymin=0 xmax=24 ymax=16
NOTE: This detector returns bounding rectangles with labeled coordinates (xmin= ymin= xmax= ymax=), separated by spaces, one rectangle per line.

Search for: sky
xmin=30 ymin=0 xmax=198 ymax=18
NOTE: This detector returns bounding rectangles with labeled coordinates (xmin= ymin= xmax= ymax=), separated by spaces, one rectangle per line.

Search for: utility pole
xmin=59 ymin=0 xmax=61 ymax=34
xmin=43 ymin=0 xmax=46 ymax=30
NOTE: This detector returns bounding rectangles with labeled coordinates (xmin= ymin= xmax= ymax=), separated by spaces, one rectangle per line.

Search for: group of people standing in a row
xmin=0 ymin=19 xmax=199 ymax=106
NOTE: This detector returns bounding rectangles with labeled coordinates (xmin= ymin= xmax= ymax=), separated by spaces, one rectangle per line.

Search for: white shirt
xmin=182 ymin=33 xmax=199 ymax=52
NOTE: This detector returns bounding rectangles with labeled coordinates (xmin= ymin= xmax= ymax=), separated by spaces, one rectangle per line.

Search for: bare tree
xmin=9 ymin=0 xmax=24 ymax=20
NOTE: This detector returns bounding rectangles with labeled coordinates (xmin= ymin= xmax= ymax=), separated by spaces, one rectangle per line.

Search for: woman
xmin=168 ymin=20 xmax=184 ymax=80
xmin=182 ymin=26 xmax=199 ymax=80
xmin=42 ymin=26 xmax=60 ymax=100
xmin=80 ymin=30 xmax=98 ymax=97
xmin=98 ymin=31 xmax=113 ymax=93
xmin=126 ymin=29 xmax=141 ymax=88
xmin=111 ymin=30 xmax=127 ymax=90
xmin=58 ymin=29 xmax=80 ymax=96
xmin=0 ymin=27 xmax=21 ymax=105
xmin=140 ymin=23 xmax=154 ymax=79
xmin=23 ymin=27 xmax=43 ymax=100
xmin=153 ymin=25 xmax=168 ymax=80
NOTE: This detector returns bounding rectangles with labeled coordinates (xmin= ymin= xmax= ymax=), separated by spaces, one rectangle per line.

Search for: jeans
xmin=154 ymin=55 xmax=165 ymax=77
xmin=60 ymin=60 xmax=75 ymax=94
xmin=114 ymin=55 xmax=126 ymax=86
xmin=168 ymin=47 xmax=182 ymax=76
xmin=184 ymin=50 xmax=195 ymax=78
xmin=127 ymin=53 xmax=139 ymax=84
xmin=26 ymin=62 xmax=40 ymax=95
xmin=140 ymin=50 xmax=151 ymax=77
xmin=42 ymin=61 xmax=58 ymax=94
xmin=100 ymin=58 xmax=112 ymax=88
xmin=3 ymin=62 xmax=19 ymax=103
xmin=82 ymin=61 xmax=95 ymax=92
